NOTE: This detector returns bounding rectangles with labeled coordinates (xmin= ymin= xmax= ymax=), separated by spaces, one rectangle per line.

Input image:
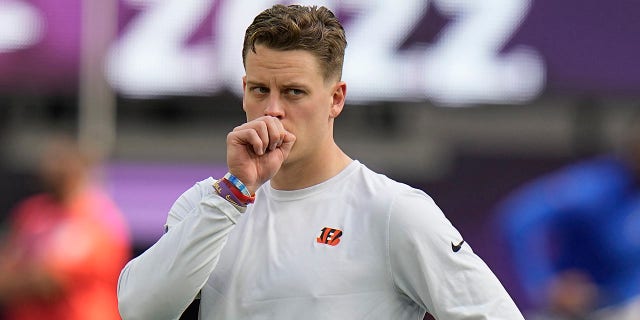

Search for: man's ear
xmin=329 ymin=81 xmax=347 ymax=118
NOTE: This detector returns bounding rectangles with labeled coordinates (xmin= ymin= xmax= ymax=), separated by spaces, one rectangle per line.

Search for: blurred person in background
xmin=116 ymin=4 xmax=523 ymax=320
xmin=495 ymin=114 xmax=640 ymax=320
xmin=0 ymin=136 xmax=131 ymax=320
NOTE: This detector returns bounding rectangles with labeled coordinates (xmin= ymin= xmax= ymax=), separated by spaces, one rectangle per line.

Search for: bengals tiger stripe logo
xmin=316 ymin=227 xmax=343 ymax=246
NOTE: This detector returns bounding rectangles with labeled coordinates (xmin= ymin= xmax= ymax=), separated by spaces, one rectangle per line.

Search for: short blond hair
xmin=242 ymin=4 xmax=347 ymax=82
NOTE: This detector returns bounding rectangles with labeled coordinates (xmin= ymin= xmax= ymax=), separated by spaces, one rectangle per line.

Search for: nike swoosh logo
xmin=451 ymin=240 xmax=465 ymax=252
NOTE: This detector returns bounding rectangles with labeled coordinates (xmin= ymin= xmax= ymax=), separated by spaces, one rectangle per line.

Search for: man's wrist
xmin=223 ymin=172 xmax=254 ymax=197
xmin=213 ymin=173 xmax=256 ymax=209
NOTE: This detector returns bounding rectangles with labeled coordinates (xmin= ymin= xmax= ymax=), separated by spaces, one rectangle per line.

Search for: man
xmin=0 ymin=137 xmax=130 ymax=320
xmin=117 ymin=4 xmax=523 ymax=319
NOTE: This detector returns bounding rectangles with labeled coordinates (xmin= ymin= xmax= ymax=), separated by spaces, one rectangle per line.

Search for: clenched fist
xmin=226 ymin=116 xmax=296 ymax=194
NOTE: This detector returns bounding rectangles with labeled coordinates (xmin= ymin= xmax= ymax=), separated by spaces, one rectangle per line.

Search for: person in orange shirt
xmin=0 ymin=137 xmax=130 ymax=320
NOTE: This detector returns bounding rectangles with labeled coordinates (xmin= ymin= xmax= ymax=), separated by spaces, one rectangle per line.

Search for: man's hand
xmin=226 ymin=116 xmax=296 ymax=194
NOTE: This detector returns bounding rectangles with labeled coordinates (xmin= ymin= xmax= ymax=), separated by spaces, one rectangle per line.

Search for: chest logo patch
xmin=316 ymin=227 xmax=343 ymax=246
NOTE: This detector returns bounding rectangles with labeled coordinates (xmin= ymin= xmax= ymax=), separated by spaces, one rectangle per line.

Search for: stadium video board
xmin=1 ymin=0 xmax=638 ymax=106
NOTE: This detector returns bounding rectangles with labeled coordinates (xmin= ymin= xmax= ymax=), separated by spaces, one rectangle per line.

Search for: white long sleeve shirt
xmin=117 ymin=161 xmax=524 ymax=319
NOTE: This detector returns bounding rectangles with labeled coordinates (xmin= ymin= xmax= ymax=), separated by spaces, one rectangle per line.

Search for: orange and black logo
xmin=316 ymin=227 xmax=343 ymax=246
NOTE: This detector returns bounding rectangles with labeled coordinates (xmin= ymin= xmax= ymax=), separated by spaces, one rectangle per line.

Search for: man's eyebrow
xmin=245 ymin=80 xmax=266 ymax=86
xmin=280 ymin=81 xmax=310 ymax=89
xmin=245 ymin=80 xmax=309 ymax=89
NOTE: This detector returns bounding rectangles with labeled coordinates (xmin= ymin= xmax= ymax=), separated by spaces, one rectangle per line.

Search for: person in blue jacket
xmin=496 ymin=125 xmax=640 ymax=320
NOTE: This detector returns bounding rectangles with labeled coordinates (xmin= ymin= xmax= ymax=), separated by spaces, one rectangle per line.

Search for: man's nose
xmin=264 ymin=96 xmax=284 ymax=119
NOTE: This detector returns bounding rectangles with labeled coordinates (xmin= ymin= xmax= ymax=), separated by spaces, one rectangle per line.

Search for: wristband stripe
xmin=221 ymin=178 xmax=255 ymax=204
xmin=224 ymin=172 xmax=252 ymax=197
xmin=213 ymin=179 xmax=249 ymax=208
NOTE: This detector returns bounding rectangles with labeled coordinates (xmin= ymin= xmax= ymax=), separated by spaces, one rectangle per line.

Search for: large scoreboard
xmin=1 ymin=0 xmax=638 ymax=106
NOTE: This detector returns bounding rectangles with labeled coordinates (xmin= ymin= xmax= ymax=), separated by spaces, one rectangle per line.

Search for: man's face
xmin=242 ymin=45 xmax=345 ymax=165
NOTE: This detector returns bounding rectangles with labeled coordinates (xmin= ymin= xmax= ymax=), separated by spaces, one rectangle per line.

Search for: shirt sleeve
xmin=117 ymin=178 xmax=243 ymax=320
xmin=388 ymin=189 xmax=524 ymax=320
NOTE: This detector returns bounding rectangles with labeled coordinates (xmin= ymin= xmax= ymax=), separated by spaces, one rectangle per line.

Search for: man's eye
xmin=287 ymin=89 xmax=304 ymax=95
xmin=252 ymin=87 xmax=268 ymax=94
